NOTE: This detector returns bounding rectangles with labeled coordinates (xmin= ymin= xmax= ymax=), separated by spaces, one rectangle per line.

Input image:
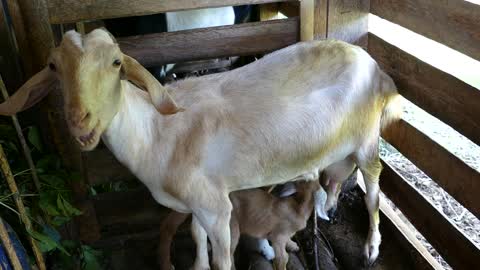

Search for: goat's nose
xmin=69 ymin=111 xmax=91 ymax=127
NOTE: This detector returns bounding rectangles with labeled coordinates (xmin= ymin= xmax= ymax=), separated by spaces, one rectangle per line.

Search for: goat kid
xmin=0 ymin=29 xmax=401 ymax=269
xmin=159 ymin=180 xmax=320 ymax=270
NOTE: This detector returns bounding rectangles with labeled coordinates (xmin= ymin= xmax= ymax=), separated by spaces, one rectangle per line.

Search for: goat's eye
xmin=49 ymin=63 xmax=56 ymax=71
xmin=113 ymin=59 xmax=121 ymax=67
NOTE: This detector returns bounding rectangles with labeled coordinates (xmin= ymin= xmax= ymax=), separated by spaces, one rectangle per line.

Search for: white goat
xmin=0 ymin=29 xmax=401 ymax=269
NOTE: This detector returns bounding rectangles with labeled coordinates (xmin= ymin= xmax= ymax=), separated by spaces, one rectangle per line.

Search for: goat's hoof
xmin=327 ymin=207 xmax=337 ymax=220
xmin=363 ymin=244 xmax=379 ymax=267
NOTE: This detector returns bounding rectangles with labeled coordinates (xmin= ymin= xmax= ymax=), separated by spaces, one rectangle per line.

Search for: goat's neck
xmin=101 ymin=82 xmax=174 ymax=187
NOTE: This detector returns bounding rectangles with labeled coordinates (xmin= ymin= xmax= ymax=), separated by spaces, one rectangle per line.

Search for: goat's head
xmin=0 ymin=28 xmax=183 ymax=151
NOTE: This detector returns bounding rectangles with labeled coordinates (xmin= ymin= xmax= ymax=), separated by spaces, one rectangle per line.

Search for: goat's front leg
xmin=193 ymin=194 xmax=233 ymax=270
xmin=191 ymin=216 xmax=210 ymax=270
xmin=357 ymin=156 xmax=382 ymax=266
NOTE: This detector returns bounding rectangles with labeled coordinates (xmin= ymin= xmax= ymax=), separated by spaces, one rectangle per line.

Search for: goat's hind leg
xmin=191 ymin=216 xmax=211 ymax=270
xmin=356 ymin=154 xmax=382 ymax=266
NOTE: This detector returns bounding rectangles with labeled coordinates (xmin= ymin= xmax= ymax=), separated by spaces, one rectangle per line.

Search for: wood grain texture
xmin=119 ymin=18 xmax=299 ymax=67
xmin=313 ymin=0 xmax=327 ymax=39
xmin=383 ymin=119 xmax=480 ymax=219
xmin=327 ymin=0 xmax=369 ymax=47
xmin=300 ymin=0 xmax=314 ymax=41
xmin=369 ymin=33 xmax=480 ymax=146
xmin=48 ymin=0 xmax=297 ymax=24
xmin=371 ymin=0 xmax=480 ymax=61
xmin=84 ymin=149 xmax=135 ymax=185
xmin=380 ymin=161 xmax=480 ymax=270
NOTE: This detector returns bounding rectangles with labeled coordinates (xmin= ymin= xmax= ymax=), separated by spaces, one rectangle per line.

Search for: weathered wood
xmin=380 ymin=161 xmax=480 ymax=270
xmin=383 ymin=120 xmax=480 ymax=219
xmin=119 ymin=18 xmax=299 ymax=67
xmin=313 ymin=0 xmax=327 ymax=39
xmin=84 ymin=148 xmax=135 ymax=185
xmin=300 ymin=0 xmax=314 ymax=41
xmin=47 ymin=0 xmax=297 ymax=24
xmin=369 ymin=33 xmax=480 ymax=146
xmin=371 ymin=0 xmax=480 ymax=62
xmin=327 ymin=0 xmax=369 ymax=47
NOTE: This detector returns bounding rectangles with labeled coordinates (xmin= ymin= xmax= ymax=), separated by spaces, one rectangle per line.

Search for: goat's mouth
xmin=75 ymin=122 xmax=100 ymax=149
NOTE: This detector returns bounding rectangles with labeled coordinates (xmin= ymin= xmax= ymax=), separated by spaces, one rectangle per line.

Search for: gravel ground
xmin=380 ymin=99 xmax=480 ymax=269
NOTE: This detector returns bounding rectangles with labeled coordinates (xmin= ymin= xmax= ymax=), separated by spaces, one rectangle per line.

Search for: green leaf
xmin=51 ymin=216 xmax=70 ymax=226
xmin=61 ymin=197 xmax=82 ymax=216
xmin=39 ymin=194 xmax=60 ymax=216
xmin=81 ymin=245 xmax=102 ymax=270
xmin=28 ymin=230 xmax=69 ymax=255
xmin=28 ymin=126 xmax=43 ymax=152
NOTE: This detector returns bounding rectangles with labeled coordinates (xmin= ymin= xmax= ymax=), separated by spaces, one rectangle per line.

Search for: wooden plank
xmin=48 ymin=0 xmax=297 ymax=24
xmin=380 ymin=161 xmax=480 ymax=270
xmin=369 ymin=33 xmax=480 ymax=147
xmin=327 ymin=0 xmax=369 ymax=47
xmin=383 ymin=120 xmax=480 ymax=219
xmin=313 ymin=0 xmax=327 ymax=39
xmin=119 ymin=18 xmax=299 ymax=67
xmin=84 ymin=148 xmax=135 ymax=185
xmin=371 ymin=0 xmax=480 ymax=62
xmin=300 ymin=0 xmax=314 ymax=41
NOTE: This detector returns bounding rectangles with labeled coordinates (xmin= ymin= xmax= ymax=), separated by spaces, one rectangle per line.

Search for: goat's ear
xmin=0 ymin=67 xmax=56 ymax=115
xmin=121 ymin=54 xmax=184 ymax=115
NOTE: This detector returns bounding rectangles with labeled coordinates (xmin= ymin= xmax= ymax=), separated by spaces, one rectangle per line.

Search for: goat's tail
xmin=379 ymin=70 xmax=403 ymax=131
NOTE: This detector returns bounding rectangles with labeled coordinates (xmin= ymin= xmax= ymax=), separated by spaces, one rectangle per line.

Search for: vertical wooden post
xmin=326 ymin=0 xmax=370 ymax=47
xmin=314 ymin=0 xmax=328 ymax=39
xmin=8 ymin=0 xmax=101 ymax=243
xmin=300 ymin=0 xmax=315 ymax=41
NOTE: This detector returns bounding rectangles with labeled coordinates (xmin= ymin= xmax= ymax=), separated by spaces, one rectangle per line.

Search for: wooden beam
xmin=371 ymin=0 xmax=480 ymax=62
xmin=119 ymin=18 xmax=299 ymax=67
xmin=48 ymin=0 xmax=297 ymax=24
xmin=380 ymin=161 xmax=480 ymax=270
xmin=383 ymin=120 xmax=480 ymax=219
xmin=369 ymin=33 xmax=480 ymax=147
xmin=300 ymin=0 xmax=314 ymax=41
xmin=327 ymin=0 xmax=369 ymax=47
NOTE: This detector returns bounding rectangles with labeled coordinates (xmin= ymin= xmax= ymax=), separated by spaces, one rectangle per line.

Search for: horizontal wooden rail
xmin=382 ymin=119 xmax=480 ymax=219
xmin=369 ymin=33 xmax=480 ymax=146
xmin=119 ymin=18 xmax=299 ymax=67
xmin=371 ymin=0 xmax=480 ymax=61
xmin=48 ymin=0 xmax=297 ymax=24
xmin=380 ymin=161 xmax=480 ymax=270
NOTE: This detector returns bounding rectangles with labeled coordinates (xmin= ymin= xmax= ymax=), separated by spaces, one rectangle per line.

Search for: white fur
xmin=99 ymin=40 xmax=401 ymax=269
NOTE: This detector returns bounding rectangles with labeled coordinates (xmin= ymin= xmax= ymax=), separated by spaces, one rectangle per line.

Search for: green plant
xmin=0 ymin=122 xmax=104 ymax=269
